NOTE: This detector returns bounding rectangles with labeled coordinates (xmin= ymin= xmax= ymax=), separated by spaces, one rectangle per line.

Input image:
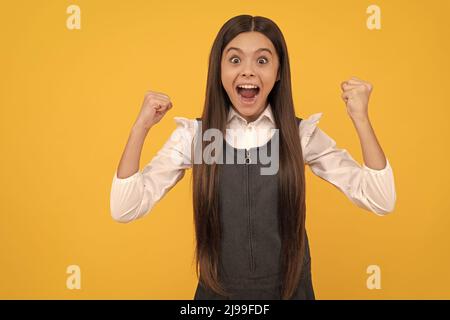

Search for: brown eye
xmin=230 ymin=56 xmax=240 ymax=64
xmin=258 ymin=57 xmax=269 ymax=64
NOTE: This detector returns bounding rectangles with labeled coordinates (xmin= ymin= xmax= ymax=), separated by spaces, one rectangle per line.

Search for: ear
xmin=276 ymin=69 xmax=280 ymax=82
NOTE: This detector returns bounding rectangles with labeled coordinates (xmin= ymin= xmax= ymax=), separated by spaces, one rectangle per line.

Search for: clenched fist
xmin=340 ymin=76 xmax=373 ymax=122
xmin=133 ymin=90 xmax=173 ymax=130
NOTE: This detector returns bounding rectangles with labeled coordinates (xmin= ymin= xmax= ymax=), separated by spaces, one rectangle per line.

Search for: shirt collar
xmin=227 ymin=102 xmax=275 ymax=126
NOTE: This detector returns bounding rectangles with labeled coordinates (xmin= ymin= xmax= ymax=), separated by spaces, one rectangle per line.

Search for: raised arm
xmin=116 ymin=91 xmax=173 ymax=179
xmin=110 ymin=91 xmax=194 ymax=223
xmin=299 ymin=77 xmax=396 ymax=215
xmin=341 ymin=77 xmax=387 ymax=170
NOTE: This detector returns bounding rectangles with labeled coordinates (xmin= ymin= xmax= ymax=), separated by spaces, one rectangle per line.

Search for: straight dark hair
xmin=192 ymin=15 xmax=307 ymax=300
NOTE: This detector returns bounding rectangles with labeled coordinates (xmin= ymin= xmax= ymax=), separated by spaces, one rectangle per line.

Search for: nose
xmin=241 ymin=72 xmax=255 ymax=78
xmin=240 ymin=60 xmax=256 ymax=77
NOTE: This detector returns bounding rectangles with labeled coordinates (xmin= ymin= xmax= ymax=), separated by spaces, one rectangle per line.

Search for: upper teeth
xmin=237 ymin=84 xmax=258 ymax=89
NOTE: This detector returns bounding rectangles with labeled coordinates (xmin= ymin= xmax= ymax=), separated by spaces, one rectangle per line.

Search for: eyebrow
xmin=225 ymin=47 xmax=273 ymax=55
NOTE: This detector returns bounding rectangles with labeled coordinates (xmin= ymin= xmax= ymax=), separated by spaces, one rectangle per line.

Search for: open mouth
xmin=236 ymin=84 xmax=260 ymax=105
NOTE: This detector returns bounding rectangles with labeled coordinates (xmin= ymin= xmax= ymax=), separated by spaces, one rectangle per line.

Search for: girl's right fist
xmin=133 ymin=90 xmax=173 ymax=130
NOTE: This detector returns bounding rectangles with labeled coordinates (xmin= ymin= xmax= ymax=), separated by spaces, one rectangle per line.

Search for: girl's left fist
xmin=340 ymin=76 xmax=373 ymax=121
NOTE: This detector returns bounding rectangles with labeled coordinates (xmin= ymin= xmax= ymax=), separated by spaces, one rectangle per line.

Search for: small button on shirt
xmin=110 ymin=103 xmax=396 ymax=223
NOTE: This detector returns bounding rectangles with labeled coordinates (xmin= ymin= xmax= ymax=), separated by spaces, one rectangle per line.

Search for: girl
xmin=110 ymin=15 xmax=396 ymax=300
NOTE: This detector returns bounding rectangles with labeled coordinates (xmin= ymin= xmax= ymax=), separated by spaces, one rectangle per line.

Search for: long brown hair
xmin=192 ymin=15 xmax=307 ymax=300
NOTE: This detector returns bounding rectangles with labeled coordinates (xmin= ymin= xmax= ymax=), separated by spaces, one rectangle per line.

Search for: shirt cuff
xmin=113 ymin=170 xmax=141 ymax=183
xmin=362 ymin=158 xmax=392 ymax=174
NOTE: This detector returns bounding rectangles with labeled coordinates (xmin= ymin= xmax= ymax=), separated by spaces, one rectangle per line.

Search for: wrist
xmin=131 ymin=122 xmax=151 ymax=135
xmin=350 ymin=114 xmax=370 ymax=125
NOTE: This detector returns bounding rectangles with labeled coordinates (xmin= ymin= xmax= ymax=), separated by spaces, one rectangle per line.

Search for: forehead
xmin=223 ymin=31 xmax=276 ymax=54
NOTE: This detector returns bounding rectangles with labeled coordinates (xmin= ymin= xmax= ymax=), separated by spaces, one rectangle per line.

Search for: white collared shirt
xmin=225 ymin=102 xmax=276 ymax=150
xmin=110 ymin=103 xmax=396 ymax=222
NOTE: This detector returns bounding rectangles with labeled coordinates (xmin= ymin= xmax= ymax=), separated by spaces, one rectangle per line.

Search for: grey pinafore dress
xmin=193 ymin=117 xmax=315 ymax=300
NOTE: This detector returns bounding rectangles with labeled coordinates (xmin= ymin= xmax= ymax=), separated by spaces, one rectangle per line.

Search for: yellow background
xmin=1 ymin=0 xmax=449 ymax=299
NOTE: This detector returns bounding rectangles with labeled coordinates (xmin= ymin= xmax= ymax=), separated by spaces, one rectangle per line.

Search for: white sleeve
xmin=300 ymin=113 xmax=397 ymax=216
xmin=109 ymin=117 xmax=196 ymax=223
